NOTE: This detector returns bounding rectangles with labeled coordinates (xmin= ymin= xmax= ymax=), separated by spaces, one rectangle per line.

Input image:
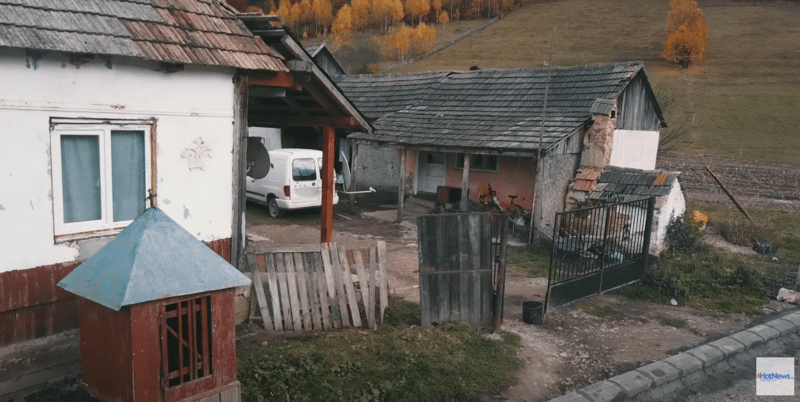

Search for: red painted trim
xmin=0 ymin=237 xmax=232 ymax=347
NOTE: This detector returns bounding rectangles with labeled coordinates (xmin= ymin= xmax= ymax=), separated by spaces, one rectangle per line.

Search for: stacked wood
xmin=245 ymin=242 xmax=389 ymax=331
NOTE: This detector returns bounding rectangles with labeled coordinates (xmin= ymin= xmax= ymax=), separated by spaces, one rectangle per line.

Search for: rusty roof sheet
xmin=573 ymin=179 xmax=597 ymax=192
xmin=577 ymin=168 xmax=602 ymax=181
xmin=0 ymin=0 xmax=287 ymax=71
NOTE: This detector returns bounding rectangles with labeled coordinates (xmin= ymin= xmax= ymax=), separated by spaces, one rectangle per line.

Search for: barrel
xmin=522 ymin=301 xmax=544 ymax=324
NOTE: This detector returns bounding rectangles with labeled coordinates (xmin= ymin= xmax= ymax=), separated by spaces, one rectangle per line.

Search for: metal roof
xmin=334 ymin=62 xmax=661 ymax=153
xmin=57 ymin=207 xmax=251 ymax=311
xmin=594 ymin=166 xmax=679 ymax=198
xmin=0 ymin=0 xmax=287 ymax=71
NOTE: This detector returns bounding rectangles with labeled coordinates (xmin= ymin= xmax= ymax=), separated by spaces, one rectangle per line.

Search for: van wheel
xmin=268 ymin=198 xmax=282 ymax=218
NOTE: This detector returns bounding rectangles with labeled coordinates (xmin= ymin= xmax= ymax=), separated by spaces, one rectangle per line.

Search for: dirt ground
xmin=242 ymin=198 xmax=794 ymax=402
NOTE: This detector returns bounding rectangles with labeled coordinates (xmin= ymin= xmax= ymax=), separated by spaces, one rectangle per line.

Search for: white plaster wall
xmin=248 ymin=127 xmax=282 ymax=150
xmin=0 ymin=49 xmax=236 ymax=272
xmin=608 ymin=130 xmax=659 ymax=170
xmin=651 ymin=180 xmax=687 ymax=254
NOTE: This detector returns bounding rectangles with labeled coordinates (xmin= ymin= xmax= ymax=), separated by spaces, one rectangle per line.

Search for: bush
xmin=664 ymin=214 xmax=707 ymax=258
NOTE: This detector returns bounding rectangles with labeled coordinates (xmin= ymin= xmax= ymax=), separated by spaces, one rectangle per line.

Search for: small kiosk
xmin=58 ymin=208 xmax=251 ymax=402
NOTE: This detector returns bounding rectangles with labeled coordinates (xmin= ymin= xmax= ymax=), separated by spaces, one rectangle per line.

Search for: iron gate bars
xmin=545 ymin=197 xmax=654 ymax=311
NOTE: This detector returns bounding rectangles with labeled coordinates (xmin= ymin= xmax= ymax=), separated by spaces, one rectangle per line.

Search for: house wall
xmin=353 ymin=143 xmax=401 ymax=192
xmin=608 ymin=130 xmax=660 ymax=170
xmin=248 ymin=127 xmax=282 ymax=150
xmin=534 ymin=152 xmax=582 ymax=234
xmin=651 ymin=180 xmax=686 ymax=254
xmin=0 ymin=48 xmax=239 ymax=396
xmin=442 ymin=154 xmax=537 ymax=207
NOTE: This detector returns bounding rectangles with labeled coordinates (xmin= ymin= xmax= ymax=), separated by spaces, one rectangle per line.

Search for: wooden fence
xmin=417 ymin=213 xmax=508 ymax=331
xmin=245 ymin=242 xmax=389 ymax=331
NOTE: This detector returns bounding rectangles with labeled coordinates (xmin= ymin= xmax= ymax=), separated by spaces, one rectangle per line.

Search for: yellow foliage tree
xmin=331 ymin=4 xmax=354 ymax=50
xmin=300 ymin=0 xmax=313 ymax=30
xmin=373 ymin=0 xmax=404 ymax=32
xmin=312 ymin=0 xmax=334 ymax=36
xmin=662 ymin=0 xmax=708 ymax=68
xmin=438 ymin=10 xmax=449 ymax=34
xmin=351 ymin=0 xmax=372 ymax=30
xmin=406 ymin=0 xmax=430 ymax=24
xmin=290 ymin=3 xmax=302 ymax=29
xmin=376 ymin=24 xmax=412 ymax=60
xmin=411 ymin=22 xmax=436 ymax=55
xmin=276 ymin=0 xmax=291 ymax=26
xmin=432 ymin=0 xmax=442 ymax=20
xmin=245 ymin=6 xmax=264 ymax=13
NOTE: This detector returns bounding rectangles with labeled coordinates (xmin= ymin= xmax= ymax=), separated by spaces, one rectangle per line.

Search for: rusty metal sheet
xmin=653 ymin=171 xmax=670 ymax=186
xmin=573 ymin=179 xmax=596 ymax=192
xmin=577 ymin=168 xmax=602 ymax=181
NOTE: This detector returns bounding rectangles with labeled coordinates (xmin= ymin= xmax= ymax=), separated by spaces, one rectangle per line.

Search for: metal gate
xmin=417 ymin=213 xmax=508 ymax=330
xmin=545 ymin=197 xmax=654 ymax=311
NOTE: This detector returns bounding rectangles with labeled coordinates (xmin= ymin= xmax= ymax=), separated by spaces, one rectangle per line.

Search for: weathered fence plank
xmin=353 ymin=250 xmax=375 ymax=329
xmin=265 ymin=253 xmax=283 ymax=331
xmin=275 ymin=254 xmax=293 ymax=331
xmin=313 ymin=252 xmax=332 ymax=329
xmin=378 ymin=241 xmax=389 ymax=324
xmin=293 ymin=252 xmax=312 ymax=330
xmin=320 ymin=243 xmax=343 ymax=328
xmin=338 ymin=245 xmax=361 ymax=328
xmin=329 ymin=243 xmax=352 ymax=327
xmin=247 ymin=253 xmax=273 ymax=330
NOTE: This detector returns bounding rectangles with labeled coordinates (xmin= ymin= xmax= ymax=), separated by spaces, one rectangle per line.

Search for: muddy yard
xmin=243 ymin=200 xmax=784 ymax=402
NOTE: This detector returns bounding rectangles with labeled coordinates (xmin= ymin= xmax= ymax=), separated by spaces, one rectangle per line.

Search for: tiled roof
xmin=0 ymin=0 xmax=287 ymax=71
xmin=334 ymin=62 xmax=646 ymax=153
xmin=590 ymin=165 xmax=679 ymax=201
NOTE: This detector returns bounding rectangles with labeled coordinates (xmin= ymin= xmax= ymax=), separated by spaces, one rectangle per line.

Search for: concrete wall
xmin=651 ymin=180 xmax=686 ymax=254
xmin=609 ymin=130 xmax=660 ymax=170
xmin=354 ymin=143 xmax=401 ymax=192
xmin=248 ymin=127 xmax=282 ymax=150
xmin=0 ymin=48 xmax=236 ymax=274
xmin=534 ymin=152 xmax=582 ymax=235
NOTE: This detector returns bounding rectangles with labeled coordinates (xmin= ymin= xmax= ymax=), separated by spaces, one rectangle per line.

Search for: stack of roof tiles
xmin=0 ymin=0 xmax=287 ymax=71
xmin=334 ymin=62 xmax=646 ymax=153
xmin=589 ymin=166 xmax=678 ymax=202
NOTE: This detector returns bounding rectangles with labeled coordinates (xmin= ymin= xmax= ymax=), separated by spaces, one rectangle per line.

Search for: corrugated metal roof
xmin=594 ymin=165 xmax=678 ymax=198
xmin=57 ymin=207 xmax=251 ymax=311
xmin=336 ymin=62 xmax=645 ymax=152
xmin=0 ymin=0 xmax=287 ymax=71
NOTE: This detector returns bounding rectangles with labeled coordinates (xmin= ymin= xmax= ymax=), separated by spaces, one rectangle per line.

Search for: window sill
xmin=54 ymin=227 xmax=125 ymax=244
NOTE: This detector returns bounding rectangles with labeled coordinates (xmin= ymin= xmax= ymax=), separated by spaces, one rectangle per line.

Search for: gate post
xmin=641 ymin=197 xmax=656 ymax=275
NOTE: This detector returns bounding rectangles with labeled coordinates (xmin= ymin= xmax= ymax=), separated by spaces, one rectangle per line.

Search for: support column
xmin=460 ymin=153 xmax=471 ymax=212
xmin=349 ymin=143 xmax=359 ymax=214
xmin=396 ymin=148 xmax=406 ymax=223
xmin=321 ymin=126 xmax=335 ymax=244
xmin=231 ymin=75 xmax=248 ymax=269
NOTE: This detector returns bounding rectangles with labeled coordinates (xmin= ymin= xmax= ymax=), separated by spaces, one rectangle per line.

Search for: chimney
xmin=580 ymin=98 xmax=617 ymax=168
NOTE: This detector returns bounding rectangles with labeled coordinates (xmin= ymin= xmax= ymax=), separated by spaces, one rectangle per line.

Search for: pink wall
xmin=442 ymin=154 xmax=537 ymax=209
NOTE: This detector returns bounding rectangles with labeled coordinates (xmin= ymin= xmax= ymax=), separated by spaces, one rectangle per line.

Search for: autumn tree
xmin=410 ymin=22 xmax=436 ymax=54
xmin=276 ymin=0 xmax=291 ymax=25
xmin=372 ymin=0 xmax=404 ymax=32
xmin=468 ymin=0 xmax=481 ymax=19
xmin=500 ymin=0 xmax=513 ymax=13
xmin=290 ymin=3 xmax=302 ymax=29
xmin=376 ymin=24 xmax=412 ymax=60
xmin=245 ymin=6 xmax=264 ymax=13
xmin=225 ymin=0 xmax=249 ymax=12
xmin=351 ymin=0 xmax=372 ymax=30
xmin=662 ymin=0 xmax=708 ymax=68
xmin=300 ymin=0 xmax=314 ymax=32
xmin=432 ymin=0 xmax=441 ymax=21
xmin=406 ymin=0 xmax=430 ymax=24
xmin=331 ymin=4 xmax=354 ymax=49
xmin=312 ymin=0 xmax=334 ymax=36
xmin=439 ymin=10 xmax=449 ymax=34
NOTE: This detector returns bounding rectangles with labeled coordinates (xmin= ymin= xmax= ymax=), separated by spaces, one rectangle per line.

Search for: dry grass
xmin=391 ymin=0 xmax=800 ymax=163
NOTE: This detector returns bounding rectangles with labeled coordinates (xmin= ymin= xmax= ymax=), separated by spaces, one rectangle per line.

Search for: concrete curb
xmin=546 ymin=309 xmax=800 ymax=402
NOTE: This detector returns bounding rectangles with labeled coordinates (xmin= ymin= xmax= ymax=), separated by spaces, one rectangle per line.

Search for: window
xmin=454 ymin=153 xmax=499 ymax=172
xmin=161 ymin=295 xmax=213 ymax=388
xmin=292 ymin=158 xmax=317 ymax=181
xmin=51 ymin=121 xmax=151 ymax=237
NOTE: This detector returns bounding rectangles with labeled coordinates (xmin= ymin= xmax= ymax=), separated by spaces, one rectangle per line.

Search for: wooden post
xmin=231 ymin=75 xmax=249 ymax=269
xmin=321 ymin=126 xmax=335 ymax=243
xmin=460 ymin=153 xmax=471 ymax=212
xmin=349 ymin=143 xmax=359 ymax=214
xmin=396 ymin=148 xmax=406 ymax=223
xmin=529 ymin=156 xmax=542 ymax=244
xmin=705 ymin=166 xmax=753 ymax=221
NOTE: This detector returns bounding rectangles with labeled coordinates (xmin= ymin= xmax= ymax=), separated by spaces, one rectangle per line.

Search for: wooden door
xmin=418 ymin=152 xmax=446 ymax=193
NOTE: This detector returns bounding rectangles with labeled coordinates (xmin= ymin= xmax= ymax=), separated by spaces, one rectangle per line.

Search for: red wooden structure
xmin=58 ymin=208 xmax=250 ymax=402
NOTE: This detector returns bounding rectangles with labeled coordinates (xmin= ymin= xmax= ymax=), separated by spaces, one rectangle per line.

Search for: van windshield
xmin=292 ymin=158 xmax=317 ymax=181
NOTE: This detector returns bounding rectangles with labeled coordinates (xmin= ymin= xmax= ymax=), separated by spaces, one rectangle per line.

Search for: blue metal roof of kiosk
xmin=58 ymin=207 xmax=251 ymax=311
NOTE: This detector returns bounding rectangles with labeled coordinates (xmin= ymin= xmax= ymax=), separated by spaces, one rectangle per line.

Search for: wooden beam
xmin=397 ymin=148 xmax=406 ymax=223
xmin=321 ymin=126 xmax=335 ymax=244
xmin=303 ymin=82 xmax=341 ymax=116
xmin=250 ymin=116 xmax=357 ymax=128
xmin=349 ymin=143 xmax=359 ymax=214
xmin=231 ymin=75 xmax=249 ymax=269
xmin=248 ymin=71 xmax=300 ymax=90
xmin=460 ymin=153 xmax=470 ymax=212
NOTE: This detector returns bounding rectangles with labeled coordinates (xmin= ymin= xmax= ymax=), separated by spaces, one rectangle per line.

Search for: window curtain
xmin=111 ymin=131 xmax=146 ymax=222
xmin=61 ymin=136 xmax=102 ymax=223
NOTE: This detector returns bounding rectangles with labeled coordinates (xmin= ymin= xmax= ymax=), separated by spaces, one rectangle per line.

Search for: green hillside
xmin=392 ymin=0 xmax=800 ymax=163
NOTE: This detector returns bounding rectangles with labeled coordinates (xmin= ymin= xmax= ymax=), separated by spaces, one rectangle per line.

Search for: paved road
xmin=686 ymin=376 xmax=800 ymax=401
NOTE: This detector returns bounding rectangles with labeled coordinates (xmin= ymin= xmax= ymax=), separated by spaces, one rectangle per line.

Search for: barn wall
xmin=608 ymin=129 xmax=660 ymax=170
xmin=353 ymin=143 xmax=401 ymax=192
xmin=0 ymin=48 xmax=236 ymax=274
xmin=616 ymin=72 xmax=662 ymax=132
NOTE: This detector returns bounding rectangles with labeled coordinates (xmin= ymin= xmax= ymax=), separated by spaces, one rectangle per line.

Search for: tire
xmin=268 ymin=198 xmax=282 ymax=218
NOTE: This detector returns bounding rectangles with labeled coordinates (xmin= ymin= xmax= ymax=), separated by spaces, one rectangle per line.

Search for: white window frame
xmin=51 ymin=121 xmax=152 ymax=239
xmin=454 ymin=153 xmax=500 ymax=172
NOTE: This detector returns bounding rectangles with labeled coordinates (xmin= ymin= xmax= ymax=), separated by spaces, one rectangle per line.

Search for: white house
xmin=0 ymin=0 xmax=293 ymax=398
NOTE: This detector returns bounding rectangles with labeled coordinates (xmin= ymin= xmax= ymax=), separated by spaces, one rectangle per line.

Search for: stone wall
xmin=580 ymin=107 xmax=618 ymax=169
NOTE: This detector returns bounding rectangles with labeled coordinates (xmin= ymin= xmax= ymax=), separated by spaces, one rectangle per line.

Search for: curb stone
xmin=545 ymin=308 xmax=800 ymax=401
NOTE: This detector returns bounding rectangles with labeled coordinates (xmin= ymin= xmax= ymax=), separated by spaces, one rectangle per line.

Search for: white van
xmin=246 ymin=149 xmax=338 ymax=217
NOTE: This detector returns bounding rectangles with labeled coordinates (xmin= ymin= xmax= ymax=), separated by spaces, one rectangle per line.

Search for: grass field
xmin=393 ymin=0 xmax=800 ymax=163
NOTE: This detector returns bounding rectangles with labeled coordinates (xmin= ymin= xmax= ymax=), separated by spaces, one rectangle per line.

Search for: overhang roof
xmin=57 ymin=207 xmax=251 ymax=311
xmin=334 ymin=62 xmax=661 ymax=153
xmin=590 ymin=165 xmax=679 ymax=202
xmin=0 ymin=0 xmax=287 ymax=71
